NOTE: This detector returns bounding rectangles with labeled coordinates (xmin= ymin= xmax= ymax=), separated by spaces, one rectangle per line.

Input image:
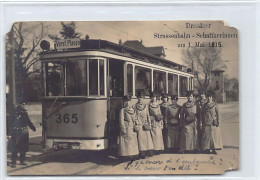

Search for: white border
xmin=1 ymin=1 xmax=259 ymax=180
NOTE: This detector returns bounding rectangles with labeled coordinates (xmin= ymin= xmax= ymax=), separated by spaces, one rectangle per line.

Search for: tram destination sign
xmin=54 ymin=38 xmax=81 ymax=50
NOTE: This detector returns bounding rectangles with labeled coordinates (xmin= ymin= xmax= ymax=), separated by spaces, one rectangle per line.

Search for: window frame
xmin=168 ymin=73 xmax=179 ymax=96
xmin=43 ymin=58 xmax=107 ymax=98
xmin=134 ymin=64 xmax=152 ymax=97
xmin=179 ymin=75 xmax=189 ymax=97
xmin=153 ymin=69 xmax=167 ymax=95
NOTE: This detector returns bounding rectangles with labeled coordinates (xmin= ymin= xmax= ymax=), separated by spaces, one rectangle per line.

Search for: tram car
xmin=39 ymin=38 xmax=194 ymax=150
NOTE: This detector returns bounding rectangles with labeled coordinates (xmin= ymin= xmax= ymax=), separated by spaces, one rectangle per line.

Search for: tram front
xmin=40 ymin=41 xmax=109 ymax=150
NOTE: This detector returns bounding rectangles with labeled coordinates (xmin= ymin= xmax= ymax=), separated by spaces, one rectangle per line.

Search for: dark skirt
xmin=9 ymin=128 xmax=29 ymax=153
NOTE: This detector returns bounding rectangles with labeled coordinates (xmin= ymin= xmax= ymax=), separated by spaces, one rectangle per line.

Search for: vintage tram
xmin=39 ymin=38 xmax=194 ymax=150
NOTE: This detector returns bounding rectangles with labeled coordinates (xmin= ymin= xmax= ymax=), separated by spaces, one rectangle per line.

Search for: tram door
xmin=108 ymin=59 xmax=124 ymax=147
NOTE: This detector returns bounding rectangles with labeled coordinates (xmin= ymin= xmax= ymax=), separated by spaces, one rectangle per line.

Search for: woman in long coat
xmin=201 ymin=91 xmax=223 ymax=154
xmin=166 ymin=95 xmax=181 ymax=153
xmin=134 ymin=91 xmax=154 ymax=158
xmin=9 ymin=103 xmax=36 ymax=168
xmin=196 ymin=90 xmax=208 ymax=150
xmin=118 ymin=95 xmax=139 ymax=160
xmin=148 ymin=92 xmax=164 ymax=154
xmin=160 ymin=93 xmax=169 ymax=150
xmin=180 ymin=91 xmax=199 ymax=153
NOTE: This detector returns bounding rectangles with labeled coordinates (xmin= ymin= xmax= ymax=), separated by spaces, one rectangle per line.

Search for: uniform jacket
xmin=148 ymin=102 xmax=164 ymax=150
xmin=118 ymin=106 xmax=139 ymax=156
xmin=9 ymin=106 xmax=36 ymax=153
xmin=167 ymin=103 xmax=181 ymax=126
xmin=160 ymin=102 xmax=169 ymax=125
xmin=134 ymin=103 xmax=154 ymax=151
xmin=202 ymin=101 xmax=220 ymax=126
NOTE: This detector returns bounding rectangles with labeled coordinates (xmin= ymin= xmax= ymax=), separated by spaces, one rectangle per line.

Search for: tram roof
xmin=40 ymin=39 xmax=191 ymax=74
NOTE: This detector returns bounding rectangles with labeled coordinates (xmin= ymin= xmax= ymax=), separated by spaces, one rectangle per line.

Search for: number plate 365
xmin=56 ymin=113 xmax=78 ymax=124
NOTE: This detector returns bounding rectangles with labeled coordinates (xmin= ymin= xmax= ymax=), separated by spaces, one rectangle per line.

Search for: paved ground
xmin=6 ymin=102 xmax=239 ymax=175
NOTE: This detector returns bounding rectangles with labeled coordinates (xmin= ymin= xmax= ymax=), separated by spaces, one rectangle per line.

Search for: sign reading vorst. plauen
xmin=54 ymin=38 xmax=81 ymax=49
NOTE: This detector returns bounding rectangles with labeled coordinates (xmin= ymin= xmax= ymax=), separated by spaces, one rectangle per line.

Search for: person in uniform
xmin=9 ymin=102 xmax=36 ymax=168
xmin=201 ymin=91 xmax=223 ymax=154
xmin=166 ymin=95 xmax=182 ymax=153
xmin=196 ymin=89 xmax=208 ymax=150
xmin=134 ymin=91 xmax=154 ymax=159
xmin=179 ymin=90 xmax=199 ymax=153
xmin=118 ymin=95 xmax=139 ymax=160
xmin=160 ymin=93 xmax=169 ymax=150
xmin=148 ymin=92 xmax=164 ymax=155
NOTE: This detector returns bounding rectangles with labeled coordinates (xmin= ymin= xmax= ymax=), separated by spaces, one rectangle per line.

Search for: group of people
xmin=118 ymin=90 xmax=223 ymax=160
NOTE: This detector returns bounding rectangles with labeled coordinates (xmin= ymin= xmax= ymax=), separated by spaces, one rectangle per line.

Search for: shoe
xmin=212 ymin=150 xmax=217 ymax=154
xmin=20 ymin=161 xmax=27 ymax=165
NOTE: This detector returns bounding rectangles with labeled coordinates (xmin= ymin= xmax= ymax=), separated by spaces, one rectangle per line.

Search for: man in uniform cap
xmin=9 ymin=100 xmax=36 ymax=168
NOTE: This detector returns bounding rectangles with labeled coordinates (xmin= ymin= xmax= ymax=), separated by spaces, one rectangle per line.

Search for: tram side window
xmin=66 ymin=61 xmax=87 ymax=96
xmin=179 ymin=76 xmax=188 ymax=97
xmin=190 ymin=77 xmax=193 ymax=90
xmin=127 ymin=64 xmax=133 ymax=96
xmin=153 ymin=70 xmax=166 ymax=95
xmin=168 ymin=74 xmax=178 ymax=96
xmin=135 ymin=66 xmax=151 ymax=96
xmin=89 ymin=60 xmax=98 ymax=95
xmin=46 ymin=62 xmax=64 ymax=96
xmin=100 ymin=60 xmax=105 ymax=95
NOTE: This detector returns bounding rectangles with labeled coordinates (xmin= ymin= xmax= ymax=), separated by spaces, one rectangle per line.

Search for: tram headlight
xmin=40 ymin=40 xmax=50 ymax=51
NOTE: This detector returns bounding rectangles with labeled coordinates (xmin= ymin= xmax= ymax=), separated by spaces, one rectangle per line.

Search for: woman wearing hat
xmin=196 ymin=89 xmax=208 ymax=150
xmin=148 ymin=92 xmax=164 ymax=155
xmin=166 ymin=95 xmax=182 ymax=153
xmin=201 ymin=91 xmax=223 ymax=154
xmin=180 ymin=90 xmax=199 ymax=153
xmin=160 ymin=93 xmax=169 ymax=150
xmin=134 ymin=91 xmax=154 ymax=158
xmin=118 ymin=95 xmax=139 ymax=160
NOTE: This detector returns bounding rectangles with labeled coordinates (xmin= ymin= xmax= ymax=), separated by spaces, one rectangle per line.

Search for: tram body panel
xmin=43 ymin=99 xmax=108 ymax=149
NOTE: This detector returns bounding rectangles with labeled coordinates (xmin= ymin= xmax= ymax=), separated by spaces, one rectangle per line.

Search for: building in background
xmin=209 ymin=69 xmax=225 ymax=103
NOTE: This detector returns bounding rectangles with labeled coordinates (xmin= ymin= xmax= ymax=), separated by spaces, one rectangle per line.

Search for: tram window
xmin=153 ymin=70 xmax=166 ymax=94
xmin=135 ymin=66 xmax=151 ymax=96
xmin=89 ymin=59 xmax=98 ymax=95
xmin=46 ymin=62 xmax=64 ymax=96
xmin=100 ymin=60 xmax=105 ymax=95
xmin=66 ymin=61 xmax=87 ymax=96
xmin=109 ymin=59 xmax=124 ymax=97
xmin=168 ymin=74 xmax=178 ymax=96
xmin=127 ymin=64 xmax=133 ymax=95
xmin=190 ymin=77 xmax=193 ymax=90
xmin=179 ymin=76 xmax=188 ymax=97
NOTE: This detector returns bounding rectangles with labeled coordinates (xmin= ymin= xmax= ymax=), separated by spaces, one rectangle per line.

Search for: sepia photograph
xmin=5 ymin=21 xmax=239 ymax=175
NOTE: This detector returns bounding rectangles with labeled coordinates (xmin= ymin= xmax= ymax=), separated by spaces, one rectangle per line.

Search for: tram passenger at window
xmin=118 ymin=95 xmax=139 ymax=160
xmin=148 ymin=92 xmax=164 ymax=155
xmin=201 ymin=91 xmax=223 ymax=154
xmin=166 ymin=95 xmax=182 ymax=153
xmin=196 ymin=89 xmax=208 ymax=150
xmin=179 ymin=90 xmax=199 ymax=153
xmin=134 ymin=91 xmax=154 ymax=159
xmin=160 ymin=93 xmax=169 ymax=150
